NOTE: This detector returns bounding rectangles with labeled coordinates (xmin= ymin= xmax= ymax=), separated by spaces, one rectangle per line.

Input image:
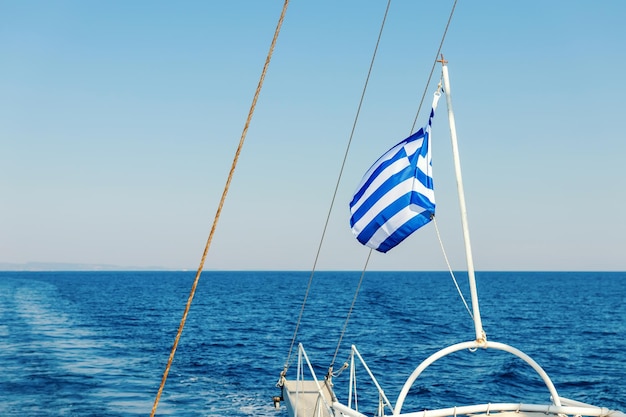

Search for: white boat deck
xmin=282 ymin=379 xmax=334 ymax=417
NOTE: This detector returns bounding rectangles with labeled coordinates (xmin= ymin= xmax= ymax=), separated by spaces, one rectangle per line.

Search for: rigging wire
xmin=409 ymin=0 xmax=459 ymax=135
xmin=329 ymin=0 xmax=461 ymax=369
xmin=283 ymin=0 xmax=462 ymax=377
xmin=280 ymin=0 xmax=393 ymax=376
xmin=433 ymin=217 xmax=473 ymax=319
xmin=149 ymin=1 xmax=290 ymax=416
xmin=330 ymin=250 xmax=372 ymax=369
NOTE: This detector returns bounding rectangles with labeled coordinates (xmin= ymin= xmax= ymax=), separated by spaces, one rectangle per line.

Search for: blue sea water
xmin=0 ymin=271 xmax=624 ymax=416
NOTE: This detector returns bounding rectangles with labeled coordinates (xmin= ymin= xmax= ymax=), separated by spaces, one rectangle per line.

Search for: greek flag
xmin=349 ymin=91 xmax=441 ymax=252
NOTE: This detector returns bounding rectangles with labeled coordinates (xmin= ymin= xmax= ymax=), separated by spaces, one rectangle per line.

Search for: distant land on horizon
xmin=0 ymin=262 xmax=178 ymax=271
xmin=0 ymin=263 xmax=624 ymax=273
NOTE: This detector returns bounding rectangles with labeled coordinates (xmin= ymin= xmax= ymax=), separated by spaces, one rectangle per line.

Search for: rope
xmin=149 ymin=1 xmax=290 ymax=415
xmin=433 ymin=217 xmax=473 ymax=319
xmin=281 ymin=0 xmax=392 ymax=376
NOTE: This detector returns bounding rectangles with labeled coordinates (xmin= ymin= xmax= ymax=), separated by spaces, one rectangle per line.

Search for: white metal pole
xmin=440 ymin=59 xmax=485 ymax=343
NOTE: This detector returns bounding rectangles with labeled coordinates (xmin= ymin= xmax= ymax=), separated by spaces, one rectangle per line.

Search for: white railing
xmin=287 ymin=343 xmax=625 ymax=417
xmin=289 ymin=344 xmax=394 ymax=417
xmin=393 ymin=340 xmax=561 ymax=414
xmin=292 ymin=343 xmax=334 ymax=417
xmin=348 ymin=345 xmax=395 ymax=416
xmin=389 ymin=402 xmax=625 ymax=417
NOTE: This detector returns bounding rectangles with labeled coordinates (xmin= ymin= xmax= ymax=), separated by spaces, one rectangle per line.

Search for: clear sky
xmin=1 ymin=1 xmax=625 ymax=271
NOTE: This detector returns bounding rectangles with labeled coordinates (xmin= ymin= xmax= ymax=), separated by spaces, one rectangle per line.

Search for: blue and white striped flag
xmin=349 ymin=91 xmax=441 ymax=253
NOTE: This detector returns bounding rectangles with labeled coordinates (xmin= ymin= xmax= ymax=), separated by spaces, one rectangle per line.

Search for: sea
xmin=0 ymin=271 xmax=624 ymax=417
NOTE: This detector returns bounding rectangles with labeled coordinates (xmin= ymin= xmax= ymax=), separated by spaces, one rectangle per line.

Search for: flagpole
xmin=439 ymin=56 xmax=485 ymax=343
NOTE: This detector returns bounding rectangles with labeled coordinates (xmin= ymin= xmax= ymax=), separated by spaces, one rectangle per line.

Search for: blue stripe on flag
xmin=349 ymin=143 xmax=422 ymax=229
xmin=349 ymin=91 xmax=440 ymax=253
xmin=377 ymin=209 xmax=434 ymax=253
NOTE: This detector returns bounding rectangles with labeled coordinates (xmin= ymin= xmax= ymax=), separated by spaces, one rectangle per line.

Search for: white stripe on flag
xmin=350 ymin=154 xmax=411 ymax=215
xmin=352 ymin=177 xmax=413 ymax=234
xmin=349 ymin=90 xmax=441 ymax=252
xmin=351 ymin=176 xmax=434 ymax=236
xmin=365 ymin=203 xmax=428 ymax=249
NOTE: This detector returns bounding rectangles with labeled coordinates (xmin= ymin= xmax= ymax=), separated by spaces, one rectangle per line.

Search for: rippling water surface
xmin=0 ymin=271 xmax=624 ymax=416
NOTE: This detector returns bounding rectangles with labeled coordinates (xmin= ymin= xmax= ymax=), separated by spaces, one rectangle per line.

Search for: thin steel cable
xmin=281 ymin=0 xmax=392 ymax=375
xmin=410 ymin=0 xmax=458 ymax=134
xmin=330 ymin=250 xmax=372 ymax=368
xmin=149 ymin=2 xmax=290 ymax=416
xmin=420 ymin=0 xmax=474 ymax=323
xmin=283 ymin=0 xmax=460 ymax=376
xmin=330 ymin=0 xmax=460 ymax=368
xmin=433 ymin=217 xmax=473 ymax=319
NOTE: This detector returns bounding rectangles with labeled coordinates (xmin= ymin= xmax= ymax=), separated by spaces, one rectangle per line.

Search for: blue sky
xmin=1 ymin=1 xmax=625 ymax=271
